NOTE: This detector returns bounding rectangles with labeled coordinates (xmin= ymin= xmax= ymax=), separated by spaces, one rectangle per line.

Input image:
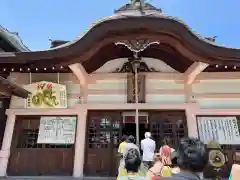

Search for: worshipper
xmin=118 ymin=135 xmax=142 ymax=179
xmin=160 ymin=145 xmax=172 ymax=166
xmin=157 ymin=137 xmax=208 ymax=180
xmin=118 ymin=135 xmax=128 ymax=174
xmin=146 ymin=148 xmax=179 ymax=180
xmin=159 ymin=137 xmax=175 ymax=155
xmin=169 ymin=151 xmax=180 ymax=174
xmin=146 ymin=154 xmax=163 ymax=180
xmin=123 ymin=135 xmax=140 ymax=157
xmin=118 ymin=148 xmax=145 ymax=180
xmin=141 ymin=132 xmax=156 ymax=169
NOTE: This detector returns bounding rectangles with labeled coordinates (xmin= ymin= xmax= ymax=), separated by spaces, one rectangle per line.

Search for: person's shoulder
xmin=118 ymin=176 xmax=127 ymax=180
xmin=120 ymin=141 xmax=127 ymax=146
xmin=150 ymin=138 xmax=155 ymax=143
xmin=156 ymin=177 xmax=174 ymax=180
xmin=119 ymin=176 xmax=145 ymax=180
xmin=156 ymin=175 xmax=180 ymax=180
xmin=125 ymin=143 xmax=130 ymax=147
xmin=133 ymin=144 xmax=140 ymax=149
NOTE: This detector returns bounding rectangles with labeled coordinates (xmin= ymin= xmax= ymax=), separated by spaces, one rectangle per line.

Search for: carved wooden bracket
xmin=115 ymin=39 xmax=160 ymax=53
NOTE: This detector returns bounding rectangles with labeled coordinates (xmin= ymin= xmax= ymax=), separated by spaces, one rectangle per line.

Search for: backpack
xmin=125 ymin=148 xmax=140 ymax=160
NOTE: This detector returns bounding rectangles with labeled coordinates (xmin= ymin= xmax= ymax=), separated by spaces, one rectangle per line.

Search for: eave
xmin=0 ymin=15 xmax=239 ymax=73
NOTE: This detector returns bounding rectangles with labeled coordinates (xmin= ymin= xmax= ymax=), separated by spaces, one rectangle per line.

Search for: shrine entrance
xmin=84 ymin=110 xmax=188 ymax=177
xmin=121 ymin=112 xmax=149 ymax=143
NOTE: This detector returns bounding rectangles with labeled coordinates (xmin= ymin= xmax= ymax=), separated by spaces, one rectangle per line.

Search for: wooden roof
xmin=0 ymin=1 xmax=240 ymax=73
xmin=0 ymin=25 xmax=31 ymax=99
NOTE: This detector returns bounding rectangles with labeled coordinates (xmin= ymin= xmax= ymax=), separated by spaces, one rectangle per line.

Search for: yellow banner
xmin=24 ymin=81 xmax=67 ymax=108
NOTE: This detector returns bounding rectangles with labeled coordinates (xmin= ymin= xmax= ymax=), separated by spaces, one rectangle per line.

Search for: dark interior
xmin=122 ymin=122 xmax=150 ymax=142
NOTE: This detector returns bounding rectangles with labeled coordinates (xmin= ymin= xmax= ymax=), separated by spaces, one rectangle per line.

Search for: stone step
xmin=0 ymin=177 xmax=228 ymax=180
xmin=0 ymin=177 xmax=115 ymax=180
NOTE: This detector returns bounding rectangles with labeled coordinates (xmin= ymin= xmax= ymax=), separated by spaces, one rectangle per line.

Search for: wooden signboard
xmin=197 ymin=116 xmax=240 ymax=144
xmin=37 ymin=116 xmax=77 ymax=144
xmin=127 ymin=74 xmax=145 ymax=103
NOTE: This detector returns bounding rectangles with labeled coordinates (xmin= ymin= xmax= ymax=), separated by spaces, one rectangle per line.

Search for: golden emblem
xmin=31 ymin=83 xmax=59 ymax=107
xmin=209 ymin=150 xmax=225 ymax=168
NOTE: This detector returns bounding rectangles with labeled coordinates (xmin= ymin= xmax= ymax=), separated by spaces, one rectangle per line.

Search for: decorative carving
xmin=115 ymin=1 xmax=162 ymax=13
xmin=115 ymin=39 xmax=160 ymax=53
xmin=205 ymin=36 xmax=217 ymax=42
xmin=129 ymin=0 xmax=145 ymax=4
xmin=129 ymin=0 xmax=145 ymax=10
xmin=114 ymin=59 xmax=157 ymax=73
xmin=127 ymin=74 xmax=145 ymax=103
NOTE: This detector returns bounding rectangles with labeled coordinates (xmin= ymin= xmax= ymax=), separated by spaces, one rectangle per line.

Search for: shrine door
xmin=84 ymin=111 xmax=122 ymax=177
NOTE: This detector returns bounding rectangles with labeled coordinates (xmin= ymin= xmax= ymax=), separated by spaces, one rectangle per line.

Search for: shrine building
xmin=0 ymin=1 xmax=240 ymax=179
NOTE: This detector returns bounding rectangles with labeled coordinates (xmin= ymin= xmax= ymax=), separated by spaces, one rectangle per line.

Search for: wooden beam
xmin=69 ymin=63 xmax=88 ymax=87
xmin=184 ymin=62 xmax=209 ymax=84
xmin=69 ymin=63 xmax=89 ymax=104
xmin=0 ymin=76 xmax=31 ymax=98
xmin=0 ymin=86 xmax=12 ymax=97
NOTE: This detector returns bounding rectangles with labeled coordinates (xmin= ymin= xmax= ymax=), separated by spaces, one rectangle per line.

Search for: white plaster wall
xmin=8 ymin=73 xmax=80 ymax=108
xmin=198 ymin=99 xmax=240 ymax=109
xmin=87 ymin=95 xmax=127 ymax=103
xmin=88 ymin=79 xmax=127 ymax=90
xmin=192 ymin=80 xmax=240 ymax=93
xmin=87 ymin=79 xmax=127 ymax=104
xmin=146 ymin=79 xmax=185 ymax=104
xmin=146 ymin=94 xmax=185 ymax=104
xmin=146 ymin=79 xmax=184 ymax=90
xmin=193 ymin=79 xmax=240 ymax=109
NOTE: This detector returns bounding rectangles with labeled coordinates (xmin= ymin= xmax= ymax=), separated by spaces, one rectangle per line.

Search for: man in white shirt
xmin=140 ymin=132 xmax=156 ymax=169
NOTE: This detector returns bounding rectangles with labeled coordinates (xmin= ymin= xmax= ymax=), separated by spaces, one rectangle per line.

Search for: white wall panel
xmin=146 ymin=94 xmax=185 ymax=104
xmin=87 ymin=95 xmax=126 ymax=104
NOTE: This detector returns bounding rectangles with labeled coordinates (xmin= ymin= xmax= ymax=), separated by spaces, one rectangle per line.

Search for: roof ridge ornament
xmin=129 ymin=0 xmax=145 ymax=14
xmin=205 ymin=36 xmax=217 ymax=42
xmin=115 ymin=0 xmax=161 ymax=14
xmin=129 ymin=0 xmax=145 ymax=7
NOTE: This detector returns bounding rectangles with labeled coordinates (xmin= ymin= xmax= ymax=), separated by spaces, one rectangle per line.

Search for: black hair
xmin=126 ymin=135 xmax=136 ymax=144
xmin=125 ymin=148 xmax=141 ymax=172
xmin=121 ymin=135 xmax=128 ymax=142
xmin=177 ymin=137 xmax=207 ymax=172
xmin=163 ymin=136 xmax=172 ymax=146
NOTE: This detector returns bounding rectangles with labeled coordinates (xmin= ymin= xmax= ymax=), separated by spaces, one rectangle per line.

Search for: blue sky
xmin=1 ymin=0 xmax=240 ymax=51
